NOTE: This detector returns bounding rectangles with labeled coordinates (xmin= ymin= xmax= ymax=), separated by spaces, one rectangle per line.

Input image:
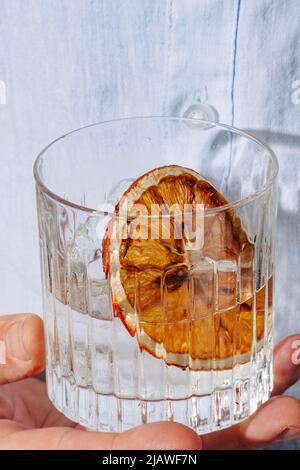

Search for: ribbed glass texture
xmin=35 ymin=117 xmax=278 ymax=433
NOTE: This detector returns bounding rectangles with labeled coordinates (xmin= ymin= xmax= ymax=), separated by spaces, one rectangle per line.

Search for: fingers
xmin=0 ymin=314 xmax=45 ymax=384
xmin=272 ymin=334 xmax=300 ymax=395
xmin=0 ymin=421 xmax=201 ymax=450
xmin=202 ymin=396 xmax=300 ymax=449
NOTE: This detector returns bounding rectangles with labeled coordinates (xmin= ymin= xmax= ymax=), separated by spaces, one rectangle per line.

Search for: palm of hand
xmin=0 ymin=314 xmax=300 ymax=450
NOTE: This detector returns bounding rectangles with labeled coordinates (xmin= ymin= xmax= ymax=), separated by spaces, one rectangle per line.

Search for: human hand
xmin=0 ymin=313 xmax=300 ymax=450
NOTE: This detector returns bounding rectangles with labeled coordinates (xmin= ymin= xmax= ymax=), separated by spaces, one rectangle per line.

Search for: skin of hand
xmin=0 ymin=314 xmax=300 ymax=450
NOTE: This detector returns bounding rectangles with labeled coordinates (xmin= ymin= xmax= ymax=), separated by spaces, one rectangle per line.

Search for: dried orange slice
xmin=103 ymin=165 xmax=267 ymax=369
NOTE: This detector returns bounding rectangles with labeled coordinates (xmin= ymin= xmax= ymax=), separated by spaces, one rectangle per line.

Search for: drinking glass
xmin=34 ymin=117 xmax=278 ymax=434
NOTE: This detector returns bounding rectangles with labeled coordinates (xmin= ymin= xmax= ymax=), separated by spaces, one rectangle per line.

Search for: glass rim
xmin=33 ymin=116 xmax=279 ymax=217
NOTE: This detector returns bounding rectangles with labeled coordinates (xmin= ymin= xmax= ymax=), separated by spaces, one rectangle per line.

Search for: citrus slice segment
xmin=103 ymin=165 xmax=265 ymax=370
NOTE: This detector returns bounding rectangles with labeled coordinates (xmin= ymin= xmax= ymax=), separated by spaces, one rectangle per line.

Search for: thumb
xmin=0 ymin=314 xmax=45 ymax=384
